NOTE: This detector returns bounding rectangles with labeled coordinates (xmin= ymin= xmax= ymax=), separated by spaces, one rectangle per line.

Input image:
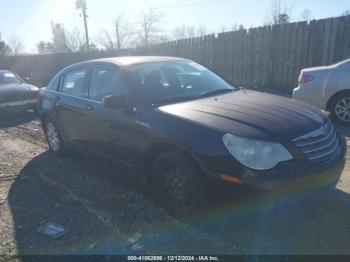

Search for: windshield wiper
xmin=151 ymin=96 xmax=197 ymax=106
xmin=151 ymin=89 xmax=234 ymax=106
xmin=199 ymin=89 xmax=233 ymax=98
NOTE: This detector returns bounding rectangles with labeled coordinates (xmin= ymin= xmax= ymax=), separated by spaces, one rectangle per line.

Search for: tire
xmin=329 ymin=92 xmax=350 ymax=125
xmin=43 ymin=119 xmax=66 ymax=155
xmin=151 ymin=150 xmax=207 ymax=218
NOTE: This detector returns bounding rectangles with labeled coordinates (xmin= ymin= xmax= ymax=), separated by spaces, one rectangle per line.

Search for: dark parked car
xmin=0 ymin=70 xmax=39 ymax=112
xmin=38 ymin=56 xmax=347 ymax=216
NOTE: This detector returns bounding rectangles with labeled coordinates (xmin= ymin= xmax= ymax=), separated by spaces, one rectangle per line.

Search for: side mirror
xmin=103 ymin=94 xmax=127 ymax=109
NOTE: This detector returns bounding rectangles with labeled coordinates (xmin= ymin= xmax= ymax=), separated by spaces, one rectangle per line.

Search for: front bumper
xmin=0 ymin=98 xmax=38 ymax=109
xmin=0 ymin=99 xmax=37 ymax=111
xmin=242 ymin=156 xmax=345 ymax=191
xmin=240 ymin=136 xmax=347 ymax=192
xmin=212 ymin=134 xmax=347 ymax=193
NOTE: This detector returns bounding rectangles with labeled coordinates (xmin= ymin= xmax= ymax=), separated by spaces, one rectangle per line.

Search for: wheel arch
xmin=326 ymin=89 xmax=350 ymax=110
xmin=144 ymin=141 xmax=207 ymax=186
xmin=39 ymin=113 xmax=51 ymax=129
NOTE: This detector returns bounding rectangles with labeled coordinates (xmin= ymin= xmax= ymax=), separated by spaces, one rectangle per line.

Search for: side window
xmin=48 ymin=76 xmax=60 ymax=91
xmin=60 ymin=69 xmax=87 ymax=97
xmin=89 ymin=67 xmax=127 ymax=102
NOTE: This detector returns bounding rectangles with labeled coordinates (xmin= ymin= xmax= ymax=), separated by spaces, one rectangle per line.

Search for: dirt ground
xmin=0 ymin=110 xmax=350 ymax=256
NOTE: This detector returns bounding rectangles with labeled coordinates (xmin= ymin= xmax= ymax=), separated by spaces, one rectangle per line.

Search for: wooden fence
xmin=1 ymin=15 xmax=350 ymax=89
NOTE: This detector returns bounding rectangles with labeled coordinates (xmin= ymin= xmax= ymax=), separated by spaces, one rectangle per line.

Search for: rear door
xmin=55 ymin=68 xmax=91 ymax=145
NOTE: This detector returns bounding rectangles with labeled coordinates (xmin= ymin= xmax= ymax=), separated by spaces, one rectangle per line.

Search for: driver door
xmin=81 ymin=65 xmax=139 ymax=171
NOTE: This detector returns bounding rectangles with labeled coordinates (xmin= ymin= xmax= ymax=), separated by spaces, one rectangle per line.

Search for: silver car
xmin=293 ymin=59 xmax=350 ymax=125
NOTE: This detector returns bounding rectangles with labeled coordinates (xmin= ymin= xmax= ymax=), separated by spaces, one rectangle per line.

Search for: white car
xmin=293 ymin=59 xmax=350 ymax=125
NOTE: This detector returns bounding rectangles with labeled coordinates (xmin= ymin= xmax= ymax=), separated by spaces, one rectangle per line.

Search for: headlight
xmin=222 ymin=134 xmax=293 ymax=170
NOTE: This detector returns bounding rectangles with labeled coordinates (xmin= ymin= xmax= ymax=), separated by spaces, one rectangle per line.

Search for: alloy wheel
xmin=164 ymin=167 xmax=195 ymax=211
xmin=335 ymin=97 xmax=350 ymax=122
xmin=46 ymin=122 xmax=60 ymax=151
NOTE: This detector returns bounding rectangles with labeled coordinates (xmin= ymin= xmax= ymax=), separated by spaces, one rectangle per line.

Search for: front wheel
xmin=151 ymin=151 xmax=207 ymax=218
xmin=329 ymin=93 xmax=350 ymax=125
xmin=44 ymin=120 xmax=66 ymax=155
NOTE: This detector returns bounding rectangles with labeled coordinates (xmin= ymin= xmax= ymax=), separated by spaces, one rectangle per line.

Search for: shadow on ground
xmin=4 ymin=113 xmax=350 ymax=254
xmin=7 ymin=149 xmax=350 ymax=255
xmin=7 ymin=151 xmax=154 ymax=255
xmin=190 ymin=186 xmax=350 ymax=254
xmin=0 ymin=111 xmax=37 ymax=129
xmin=336 ymin=124 xmax=350 ymax=138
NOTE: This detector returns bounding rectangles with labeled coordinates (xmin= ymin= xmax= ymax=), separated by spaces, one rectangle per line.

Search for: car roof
xmin=79 ymin=56 xmax=190 ymax=67
xmin=334 ymin=58 xmax=350 ymax=67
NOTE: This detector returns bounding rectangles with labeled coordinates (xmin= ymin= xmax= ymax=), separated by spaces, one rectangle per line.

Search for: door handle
xmin=51 ymin=95 xmax=60 ymax=106
xmin=52 ymin=95 xmax=60 ymax=101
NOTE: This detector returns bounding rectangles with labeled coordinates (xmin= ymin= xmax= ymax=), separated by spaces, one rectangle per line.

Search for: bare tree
xmin=36 ymin=41 xmax=54 ymax=54
xmin=36 ymin=27 xmax=85 ymax=55
xmin=219 ymin=24 xmax=245 ymax=33
xmin=153 ymin=34 xmax=171 ymax=44
xmin=238 ymin=24 xmax=245 ymax=31
xmin=301 ymin=9 xmax=312 ymax=22
xmin=50 ymin=23 xmax=85 ymax=53
xmin=172 ymin=25 xmax=196 ymax=40
xmin=196 ymin=24 xmax=207 ymax=37
xmin=96 ymin=13 xmax=135 ymax=50
xmin=137 ymin=8 xmax=164 ymax=47
xmin=8 ymin=35 xmax=25 ymax=55
xmin=115 ymin=13 xmax=134 ymax=49
xmin=64 ymin=28 xmax=85 ymax=52
xmin=342 ymin=10 xmax=350 ymax=16
xmin=187 ymin=26 xmax=196 ymax=38
xmin=96 ymin=29 xmax=115 ymax=50
xmin=264 ymin=0 xmax=293 ymax=25
xmin=172 ymin=26 xmax=187 ymax=40
xmin=173 ymin=24 xmax=215 ymax=40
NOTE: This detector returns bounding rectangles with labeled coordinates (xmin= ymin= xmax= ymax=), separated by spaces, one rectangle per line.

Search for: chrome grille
xmin=292 ymin=122 xmax=340 ymax=163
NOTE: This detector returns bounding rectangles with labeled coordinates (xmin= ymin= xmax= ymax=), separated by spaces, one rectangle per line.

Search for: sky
xmin=0 ymin=0 xmax=349 ymax=53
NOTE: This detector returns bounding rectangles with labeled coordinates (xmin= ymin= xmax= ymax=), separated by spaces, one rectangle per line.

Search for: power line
xmin=161 ymin=0 xmax=232 ymax=9
xmin=89 ymin=0 xmax=232 ymax=13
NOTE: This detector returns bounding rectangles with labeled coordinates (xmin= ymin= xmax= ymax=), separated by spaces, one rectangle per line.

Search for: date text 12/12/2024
xmin=127 ymin=256 xmax=220 ymax=261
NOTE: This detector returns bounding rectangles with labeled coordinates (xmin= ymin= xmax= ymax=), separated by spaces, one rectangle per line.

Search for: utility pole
xmin=76 ymin=0 xmax=90 ymax=50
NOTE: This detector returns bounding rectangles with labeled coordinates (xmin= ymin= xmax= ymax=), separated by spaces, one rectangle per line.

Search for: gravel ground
xmin=0 ymin=102 xmax=350 ymax=255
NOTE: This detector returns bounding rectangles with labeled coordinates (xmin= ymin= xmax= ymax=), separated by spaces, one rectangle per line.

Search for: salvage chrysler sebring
xmin=38 ymin=56 xmax=346 ymax=216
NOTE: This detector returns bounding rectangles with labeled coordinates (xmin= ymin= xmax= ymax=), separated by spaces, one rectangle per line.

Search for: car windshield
xmin=0 ymin=71 xmax=23 ymax=85
xmin=128 ymin=60 xmax=236 ymax=105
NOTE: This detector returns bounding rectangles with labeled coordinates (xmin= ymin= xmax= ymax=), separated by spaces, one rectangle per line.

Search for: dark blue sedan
xmin=37 ymin=56 xmax=346 ymax=217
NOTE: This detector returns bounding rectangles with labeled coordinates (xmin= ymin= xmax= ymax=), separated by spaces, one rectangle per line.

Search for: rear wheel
xmin=44 ymin=119 xmax=66 ymax=155
xmin=329 ymin=92 xmax=350 ymax=125
xmin=151 ymin=151 xmax=207 ymax=218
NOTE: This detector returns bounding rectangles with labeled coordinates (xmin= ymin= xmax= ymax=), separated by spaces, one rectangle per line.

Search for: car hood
xmin=0 ymin=83 xmax=39 ymax=102
xmin=158 ymin=90 xmax=327 ymax=142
